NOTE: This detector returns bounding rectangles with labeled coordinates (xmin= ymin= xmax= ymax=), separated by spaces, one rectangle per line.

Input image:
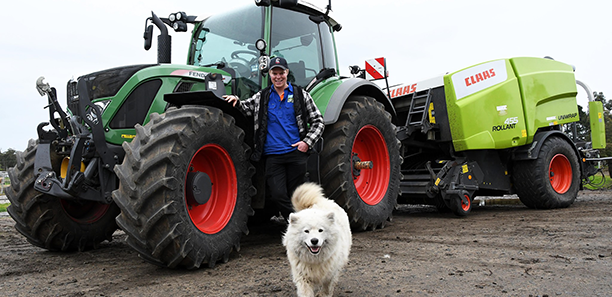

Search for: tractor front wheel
xmin=320 ymin=96 xmax=401 ymax=230
xmin=112 ymin=106 xmax=255 ymax=269
xmin=513 ymin=136 xmax=580 ymax=209
xmin=6 ymin=140 xmax=119 ymax=251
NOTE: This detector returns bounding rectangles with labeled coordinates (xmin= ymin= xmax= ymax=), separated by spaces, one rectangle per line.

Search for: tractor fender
xmin=512 ymin=130 xmax=581 ymax=163
xmin=322 ymin=78 xmax=397 ymax=125
xmin=163 ymin=91 xmax=254 ymax=147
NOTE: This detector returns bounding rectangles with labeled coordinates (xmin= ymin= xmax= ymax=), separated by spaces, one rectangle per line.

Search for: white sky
xmin=0 ymin=0 xmax=609 ymax=152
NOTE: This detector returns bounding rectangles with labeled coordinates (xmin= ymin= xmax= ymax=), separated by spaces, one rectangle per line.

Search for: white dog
xmin=282 ymin=183 xmax=352 ymax=297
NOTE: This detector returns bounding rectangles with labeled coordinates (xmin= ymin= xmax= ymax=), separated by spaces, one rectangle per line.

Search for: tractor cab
xmin=186 ymin=2 xmax=340 ymax=99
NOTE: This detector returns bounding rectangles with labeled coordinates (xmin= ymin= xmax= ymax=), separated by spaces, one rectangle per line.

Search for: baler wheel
xmin=449 ymin=193 xmax=472 ymax=216
xmin=512 ymin=136 xmax=580 ymax=209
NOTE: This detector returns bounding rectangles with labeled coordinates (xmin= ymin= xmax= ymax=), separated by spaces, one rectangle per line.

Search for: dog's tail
xmin=291 ymin=182 xmax=326 ymax=211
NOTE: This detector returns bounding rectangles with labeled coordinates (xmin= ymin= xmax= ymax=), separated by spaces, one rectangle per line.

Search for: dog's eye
xmin=318 ymin=229 xmax=324 ymax=233
xmin=304 ymin=230 xmax=309 ymax=233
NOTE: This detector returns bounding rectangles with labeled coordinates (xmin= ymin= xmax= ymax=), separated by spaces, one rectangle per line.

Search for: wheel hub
xmin=351 ymin=153 xmax=373 ymax=179
xmin=186 ymin=171 xmax=213 ymax=205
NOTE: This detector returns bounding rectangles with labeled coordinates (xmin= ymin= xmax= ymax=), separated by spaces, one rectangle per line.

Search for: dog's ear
xmin=289 ymin=213 xmax=299 ymax=224
xmin=327 ymin=212 xmax=335 ymax=223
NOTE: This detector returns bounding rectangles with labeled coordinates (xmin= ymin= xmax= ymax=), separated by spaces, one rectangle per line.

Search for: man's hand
xmin=222 ymin=95 xmax=239 ymax=107
xmin=292 ymin=141 xmax=309 ymax=153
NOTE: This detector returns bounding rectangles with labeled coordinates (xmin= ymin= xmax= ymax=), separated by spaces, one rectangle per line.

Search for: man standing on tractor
xmin=224 ymin=57 xmax=325 ymax=220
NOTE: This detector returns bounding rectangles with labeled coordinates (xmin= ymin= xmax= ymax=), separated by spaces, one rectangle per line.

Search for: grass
xmin=584 ymin=174 xmax=612 ymax=190
xmin=0 ymin=203 xmax=9 ymax=212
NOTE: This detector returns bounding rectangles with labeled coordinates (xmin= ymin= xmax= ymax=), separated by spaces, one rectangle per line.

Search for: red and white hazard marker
xmin=365 ymin=57 xmax=387 ymax=80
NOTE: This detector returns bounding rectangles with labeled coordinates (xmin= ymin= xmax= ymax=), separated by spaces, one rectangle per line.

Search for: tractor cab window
xmin=189 ymin=6 xmax=264 ymax=98
xmin=270 ymin=8 xmax=338 ymax=88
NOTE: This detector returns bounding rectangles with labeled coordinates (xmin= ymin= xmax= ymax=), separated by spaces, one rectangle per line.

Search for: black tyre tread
xmin=449 ymin=195 xmax=471 ymax=217
xmin=320 ymin=96 xmax=401 ymax=231
xmin=6 ymin=139 xmax=119 ymax=251
xmin=112 ymin=106 xmax=255 ymax=269
xmin=512 ymin=136 xmax=580 ymax=209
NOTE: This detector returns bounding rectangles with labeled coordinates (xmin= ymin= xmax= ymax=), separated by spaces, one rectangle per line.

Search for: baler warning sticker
xmin=451 ymin=60 xmax=508 ymax=100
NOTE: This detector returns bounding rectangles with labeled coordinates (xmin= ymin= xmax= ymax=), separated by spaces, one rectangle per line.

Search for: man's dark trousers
xmin=265 ymin=149 xmax=308 ymax=219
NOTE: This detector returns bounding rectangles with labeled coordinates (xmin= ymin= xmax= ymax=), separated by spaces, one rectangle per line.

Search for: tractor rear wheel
xmin=112 ymin=106 xmax=255 ymax=269
xmin=513 ymin=136 xmax=580 ymax=209
xmin=320 ymin=96 xmax=401 ymax=230
xmin=6 ymin=140 xmax=119 ymax=251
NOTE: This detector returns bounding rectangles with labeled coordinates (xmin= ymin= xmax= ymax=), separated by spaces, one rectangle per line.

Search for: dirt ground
xmin=1 ymin=191 xmax=611 ymax=297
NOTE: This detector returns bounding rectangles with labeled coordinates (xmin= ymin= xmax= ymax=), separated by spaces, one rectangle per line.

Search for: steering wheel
xmin=229 ymin=50 xmax=258 ymax=77
xmin=231 ymin=50 xmax=258 ymax=60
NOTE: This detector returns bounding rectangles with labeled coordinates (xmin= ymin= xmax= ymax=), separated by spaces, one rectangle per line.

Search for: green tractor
xmin=6 ymin=0 xmax=401 ymax=268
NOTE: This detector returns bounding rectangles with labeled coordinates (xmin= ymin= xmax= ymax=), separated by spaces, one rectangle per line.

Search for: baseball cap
xmin=269 ymin=57 xmax=288 ymax=70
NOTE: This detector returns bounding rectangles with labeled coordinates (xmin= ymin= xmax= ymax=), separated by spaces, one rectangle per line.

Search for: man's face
xmin=270 ymin=67 xmax=288 ymax=89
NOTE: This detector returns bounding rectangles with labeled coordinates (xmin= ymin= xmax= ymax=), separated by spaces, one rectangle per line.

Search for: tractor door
xmin=269 ymin=6 xmax=338 ymax=88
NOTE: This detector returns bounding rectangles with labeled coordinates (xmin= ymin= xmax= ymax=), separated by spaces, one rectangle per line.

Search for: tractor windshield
xmin=189 ymin=6 xmax=264 ymax=98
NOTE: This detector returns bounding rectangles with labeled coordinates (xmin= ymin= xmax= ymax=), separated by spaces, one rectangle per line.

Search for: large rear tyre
xmin=513 ymin=136 xmax=580 ymax=209
xmin=320 ymin=96 xmax=401 ymax=230
xmin=112 ymin=106 xmax=255 ymax=269
xmin=6 ymin=140 xmax=120 ymax=251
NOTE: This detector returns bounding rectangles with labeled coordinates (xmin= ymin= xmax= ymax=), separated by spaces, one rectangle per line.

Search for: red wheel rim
xmin=351 ymin=125 xmax=390 ymax=206
xmin=461 ymin=194 xmax=471 ymax=212
xmin=549 ymin=153 xmax=572 ymax=194
xmin=186 ymin=144 xmax=237 ymax=234
xmin=60 ymin=200 xmax=111 ymax=224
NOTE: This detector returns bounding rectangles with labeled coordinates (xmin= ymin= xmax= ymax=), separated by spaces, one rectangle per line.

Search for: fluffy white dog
xmin=282 ymin=182 xmax=352 ymax=297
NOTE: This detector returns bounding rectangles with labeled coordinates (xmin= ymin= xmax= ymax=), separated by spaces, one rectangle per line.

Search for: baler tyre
xmin=448 ymin=193 xmax=472 ymax=217
xmin=112 ymin=106 xmax=255 ymax=269
xmin=320 ymin=95 xmax=401 ymax=231
xmin=6 ymin=139 xmax=120 ymax=252
xmin=512 ymin=136 xmax=580 ymax=209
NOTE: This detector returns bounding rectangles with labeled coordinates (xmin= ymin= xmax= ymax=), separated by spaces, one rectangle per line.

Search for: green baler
xmin=392 ymin=56 xmax=605 ymax=215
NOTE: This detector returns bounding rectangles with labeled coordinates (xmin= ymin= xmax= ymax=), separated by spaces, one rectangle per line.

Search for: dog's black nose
xmin=310 ymin=238 xmax=319 ymax=245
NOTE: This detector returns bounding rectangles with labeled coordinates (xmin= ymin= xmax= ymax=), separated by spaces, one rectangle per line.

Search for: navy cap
xmin=269 ymin=57 xmax=288 ymax=70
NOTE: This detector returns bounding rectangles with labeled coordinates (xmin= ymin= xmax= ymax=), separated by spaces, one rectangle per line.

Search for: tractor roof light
xmin=173 ymin=21 xmax=187 ymax=32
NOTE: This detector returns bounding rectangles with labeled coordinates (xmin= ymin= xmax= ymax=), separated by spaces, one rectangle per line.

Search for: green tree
xmin=0 ymin=149 xmax=17 ymax=171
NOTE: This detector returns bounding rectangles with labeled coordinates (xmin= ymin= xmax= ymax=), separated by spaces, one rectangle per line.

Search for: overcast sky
xmin=0 ymin=0 xmax=609 ymax=152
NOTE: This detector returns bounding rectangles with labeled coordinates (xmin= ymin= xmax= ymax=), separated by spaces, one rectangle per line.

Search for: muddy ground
xmin=1 ymin=191 xmax=611 ymax=297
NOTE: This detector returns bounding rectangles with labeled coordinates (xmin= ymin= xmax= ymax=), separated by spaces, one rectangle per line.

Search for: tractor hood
xmin=76 ymin=64 xmax=157 ymax=101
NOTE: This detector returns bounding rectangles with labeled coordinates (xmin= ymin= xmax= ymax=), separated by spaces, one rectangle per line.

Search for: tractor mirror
xmin=144 ymin=24 xmax=153 ymax=50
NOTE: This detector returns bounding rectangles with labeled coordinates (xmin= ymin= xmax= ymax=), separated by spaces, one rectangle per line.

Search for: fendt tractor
xmin=6 ymin=0 xmax=605 ymax=269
